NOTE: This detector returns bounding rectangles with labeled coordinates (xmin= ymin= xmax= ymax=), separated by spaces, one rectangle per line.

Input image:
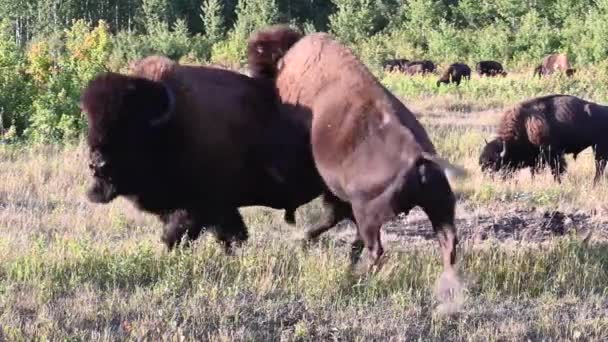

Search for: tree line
xmin=1 ymin=0 xmax=608 ymax=142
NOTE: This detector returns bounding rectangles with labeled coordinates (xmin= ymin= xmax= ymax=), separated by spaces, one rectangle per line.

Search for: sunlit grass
xmin=2 ymin=71 xmax=608 ymax=339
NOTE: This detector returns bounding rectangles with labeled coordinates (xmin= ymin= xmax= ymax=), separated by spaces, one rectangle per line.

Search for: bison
xmin=533 ymin=54 xmax=576 ymax=78
xmin=479 ymin=94 xmax=608 ymax=184
xmin=437 ymin=63 xmax=471 ymax=87
xmin=382 ymin=58 xmax=410 ymax=72
xmin=248 ymin=25 xmax=467 ymax=276
xmin=403 ymin=60 xmax=436 ymax=75
xmin=81 ymin=55 xmax=323 ymax=251
xmin=476 ymin=60 xmax=507 ymax=77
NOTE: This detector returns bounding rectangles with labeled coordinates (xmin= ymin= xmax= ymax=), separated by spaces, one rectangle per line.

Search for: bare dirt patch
xmin=319 ymin=206 xmax=605 ymax=250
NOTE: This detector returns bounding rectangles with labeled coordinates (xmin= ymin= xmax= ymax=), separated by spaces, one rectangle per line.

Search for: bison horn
xmin=484 ymin=137 xmax=488 ymax=144
xmin=500 ymin=140 xmax=507 ymax=159
xmin=149 ymin=82 xmax=176 ymax=127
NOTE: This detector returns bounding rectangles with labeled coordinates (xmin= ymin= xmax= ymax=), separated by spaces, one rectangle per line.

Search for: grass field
xmin=1 ymin=71 xmax=608 ymax=341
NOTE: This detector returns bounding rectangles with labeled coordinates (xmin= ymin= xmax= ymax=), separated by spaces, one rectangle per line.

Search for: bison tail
xmin=247 ymin=25 xmax=303 ymax=79
xmin=421 ymin=152 xmax=469 ymax=181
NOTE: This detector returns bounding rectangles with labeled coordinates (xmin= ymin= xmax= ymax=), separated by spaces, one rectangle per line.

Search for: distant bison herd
xmin=384 ymin=53 xmax=576 ymax=85
xmin=78 ymin=24 xmax=595 ymax=278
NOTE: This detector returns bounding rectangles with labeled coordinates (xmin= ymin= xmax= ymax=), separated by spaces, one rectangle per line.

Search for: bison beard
xmin=479 ymin=94 xmax=608 ymax=184
xmin=81 ymin=55 xmax=321 ymax=251
xmin=247 ymin=27 xmax=467 ymax=280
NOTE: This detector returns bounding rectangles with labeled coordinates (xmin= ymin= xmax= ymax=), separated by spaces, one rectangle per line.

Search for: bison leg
xmin=350 ymin=231 xmax=365 ymax=266
xmin=416 ymin=162 xmax=458 ymax=273
xmin=543 ymin=148 xmax=567 ymax=182
xmin=351 ymin=197 xmax=393 ymax=272
xmin=211 ymin=209 xmax=249 ymax=254
xmin=304 ymin=191 xmax=353 ymax=241
xmin=593 ymin=145 xmax=608 ymax=185
xmin=160 ymin=210 xmax=204 ymax=250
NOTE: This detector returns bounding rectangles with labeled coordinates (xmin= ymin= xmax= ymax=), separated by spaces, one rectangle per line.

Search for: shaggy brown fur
xmin=81 ymin=55 xmax=322 ymax=251
xmin=535 ymin=53 xmax=576 ymax=78
xmin=247 ymin=25 xmax=303 ymax=79
xmin=248 ymin=27 xmax=466 ymax=274
xmin=480 ymin=94 xmax=608 ymax=183
xmin=437 ymin=63 xmax=471 ymax=87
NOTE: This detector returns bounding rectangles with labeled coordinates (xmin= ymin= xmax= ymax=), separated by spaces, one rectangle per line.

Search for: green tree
xmin=26 ymin=20 xmax=113 ymax=143
xmin=211 ymin=0 xmax=279 ymax=65
xmin=329 ymin=0 xmax=381 ymax=45
xmin=0 ymin=19 xmax=33 ymax=137
xmin=201 ymin=0 xmax=225 ymax=44
xmin=143 ymin=0 xmax=171 ymax=27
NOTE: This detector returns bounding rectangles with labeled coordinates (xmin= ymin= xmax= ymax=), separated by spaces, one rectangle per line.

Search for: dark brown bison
xmin=382 ymin=58 xmax=410 ymax=72
xmin=248 ymin=26 xmax=467 ymax=276
xmin=403 ymin=60 xmax=436 ymax=75
xmin=437 ymin=63 xmax=471 ymax=86
xmin=476 ymin=60 xmax=507 ymax=77
xmin=479 ymin=94 xmax=608 ymax=184
xmin=533 ymin=54 xmax=576 ymax=78
xmin=81 ymin=55 xmax=323 ymax=251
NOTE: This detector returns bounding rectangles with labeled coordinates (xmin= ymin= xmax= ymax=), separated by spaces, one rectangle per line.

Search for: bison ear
xmin=148 ymin=82 xmax=176 ymax=127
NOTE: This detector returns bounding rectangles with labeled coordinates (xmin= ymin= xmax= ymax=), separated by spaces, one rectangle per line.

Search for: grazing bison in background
xmin=476 ymin=60 xmax=507 ymax=77
xmin=382 ymin=58 xmax=410 ymax=72
xmin=533 ymin=53 xmax=576 ymax=78
xmin=437 ymin=63 xmax=471 ymax=86
xmin=403 ymin=60 xmax=436 ymax=75
xmin=248 ymin=26 xmax=467 ymax=275
xmin=479 ymin=94 xmax=608 ymax=184
xmin=82 ymin=55 xmax=323 ymax=251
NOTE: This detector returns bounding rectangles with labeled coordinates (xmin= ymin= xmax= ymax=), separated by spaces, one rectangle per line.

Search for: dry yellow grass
xmin=1 ymin=77 xmax=608 ymax=340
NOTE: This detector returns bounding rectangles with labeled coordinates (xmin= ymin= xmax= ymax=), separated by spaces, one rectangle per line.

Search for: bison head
xmin=80 ymin=72 xmax=176 ymax=203
xmin=479 ymin=138 xmax=508 ymax=174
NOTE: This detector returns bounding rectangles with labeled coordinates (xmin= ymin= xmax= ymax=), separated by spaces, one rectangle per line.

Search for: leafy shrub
xmin=0 ymin=19 xmax=33 ymax=137
xmin=26 ymin=20 xmax=113 ymax=143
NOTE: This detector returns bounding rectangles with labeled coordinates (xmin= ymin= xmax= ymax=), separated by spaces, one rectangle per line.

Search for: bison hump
xmin=129 ymin=55 xmax=177 ymax=81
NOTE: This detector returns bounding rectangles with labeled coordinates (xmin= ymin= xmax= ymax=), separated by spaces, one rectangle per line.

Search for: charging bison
xmin=82 ymin=55 xmax=323 ymax=251
xmin=533 ymin=53 xmax=576 ymax=78
xmin=479 ymin=94 xmax=608 ymax=184
xmin=248 ymin=25 xmax=466 ymax=275
xmin=476 ymin=60 xmax=507 ymax=77
xmin=437 ymin=63 xmax=471 ymax=86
